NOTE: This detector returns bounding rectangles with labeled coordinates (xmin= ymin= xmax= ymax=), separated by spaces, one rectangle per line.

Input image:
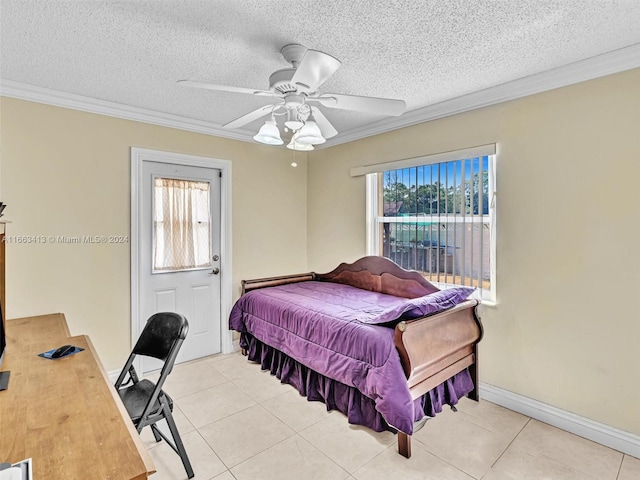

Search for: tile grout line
xmin=227 ymin=432 xmax=352 ymax=479
xmin=191 ymin=429 xmax=228 ymax=479
xmin=350 ymin=442 xmax=396 ymax=479
xmin=481 ymin=417 xmax=533 ymax=478
xmin=185 ymin=400 xmax=257 ymax=435
xmin=411 ymin=435 xmax=478 ymax=480
xmin=410 ymin=406 xmax=529 ymax=480
xmin=614 ymin=454 xmax=624 ymax=480
xmin=257 ymin=389 xmax=332 ymax=432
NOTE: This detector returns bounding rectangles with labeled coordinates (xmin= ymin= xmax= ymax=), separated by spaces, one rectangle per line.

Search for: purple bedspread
xmin=229 ymin=281 xmax=473 ymax=434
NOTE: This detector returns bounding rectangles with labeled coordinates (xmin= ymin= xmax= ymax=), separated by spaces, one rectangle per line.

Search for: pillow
xmin=358 ymin=287 xmax=475 ymax=324
xmin=400 ymin=287 xmax=475 ymax=319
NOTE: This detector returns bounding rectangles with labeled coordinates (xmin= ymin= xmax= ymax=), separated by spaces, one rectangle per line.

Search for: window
xmin=364 ymin=145 xmax=496 ymax=303
xmin=153 ymin=177 xmax=212 ymax=272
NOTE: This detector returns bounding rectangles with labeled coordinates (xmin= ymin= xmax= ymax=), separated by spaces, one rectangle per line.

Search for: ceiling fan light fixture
xmin=253 ymin=117 xmax=283 ymax=145
xmin=286 ymin=134 xmax=314 ymax=151
xmin=295 ymin=118 xmax=325 ymax=145
xmin=284 ymin=119 xmax=305 ymax=131
xmin=284 ymin=108 xmax=305 ymax=131
xmin=180 ymin=43 xmax=407 ymax=148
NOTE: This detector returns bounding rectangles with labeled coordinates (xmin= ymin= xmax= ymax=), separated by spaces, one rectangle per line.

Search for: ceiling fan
xmin=177 ymin=44 xmax=406 ymax=148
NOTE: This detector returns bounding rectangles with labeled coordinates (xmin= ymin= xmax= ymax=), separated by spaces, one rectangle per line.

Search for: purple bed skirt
xmin=240 ymin=331 xmax=474 ymax=434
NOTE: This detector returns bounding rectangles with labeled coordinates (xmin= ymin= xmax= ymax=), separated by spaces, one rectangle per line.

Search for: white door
xmin=140 ymin=160 xmax=221 ymax=372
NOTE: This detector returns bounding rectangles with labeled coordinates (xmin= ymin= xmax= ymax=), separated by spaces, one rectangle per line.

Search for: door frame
xmin=130 ymin=147 xmax=234 ymax=364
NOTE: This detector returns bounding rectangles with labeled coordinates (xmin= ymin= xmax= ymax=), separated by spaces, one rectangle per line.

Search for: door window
xmin=153 ymin=177 xmax=212 ymax=272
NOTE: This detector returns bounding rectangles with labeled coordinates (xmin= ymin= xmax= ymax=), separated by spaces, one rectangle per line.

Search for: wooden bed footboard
xmin=394 ymin=299 xmax=483 ymax=458
xmin=394 ymin=299 xmax=483 ymax=399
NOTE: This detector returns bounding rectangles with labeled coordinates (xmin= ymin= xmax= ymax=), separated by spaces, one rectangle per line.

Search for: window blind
xmin=351 ymin=144 xmax=495 ymax=177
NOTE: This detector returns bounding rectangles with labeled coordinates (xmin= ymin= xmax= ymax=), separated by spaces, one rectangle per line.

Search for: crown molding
xmin=1 ymin=42 xmax=639 ymax=148
xmin=323 ymin=42 xmax=640 ymax=147
xmin=0 ymin=80 xmax=253 ymax=143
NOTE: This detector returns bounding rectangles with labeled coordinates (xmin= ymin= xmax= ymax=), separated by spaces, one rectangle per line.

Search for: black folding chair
xmin=115 ymin=312 xmax=194 ymax=479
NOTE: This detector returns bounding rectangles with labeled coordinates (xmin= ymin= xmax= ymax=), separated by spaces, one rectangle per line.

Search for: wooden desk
xmin=0 ymin=314 xmax=155 ymax=479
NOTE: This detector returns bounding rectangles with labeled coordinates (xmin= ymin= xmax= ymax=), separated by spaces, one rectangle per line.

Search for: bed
xmin=229 ymin=256 xmax=483 ymax=458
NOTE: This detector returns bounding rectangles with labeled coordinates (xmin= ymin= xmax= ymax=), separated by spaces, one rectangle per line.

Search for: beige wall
xmin=0 ymin=97 xmax=308 ymax=370
xmin=307 ymin=68 xmax=640 ymax=435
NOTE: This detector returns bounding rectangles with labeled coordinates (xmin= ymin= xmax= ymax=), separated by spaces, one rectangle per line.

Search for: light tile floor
xmin=143 ymin=352 xmax=639 ymax=480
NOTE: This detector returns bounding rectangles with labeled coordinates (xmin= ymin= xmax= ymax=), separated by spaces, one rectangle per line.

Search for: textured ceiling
xmin=2 ymin=1 xmax=640 ymax=145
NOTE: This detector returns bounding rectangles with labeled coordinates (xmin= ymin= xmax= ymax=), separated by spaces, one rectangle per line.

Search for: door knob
xmin=210 ymin=267 xmax=220 ymax=275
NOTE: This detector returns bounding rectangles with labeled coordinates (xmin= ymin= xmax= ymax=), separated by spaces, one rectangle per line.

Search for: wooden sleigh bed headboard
xmin=239 ymin=255 xmax=483 ymax=458
xmin=242 ymin=255 xmax=440 ymax=298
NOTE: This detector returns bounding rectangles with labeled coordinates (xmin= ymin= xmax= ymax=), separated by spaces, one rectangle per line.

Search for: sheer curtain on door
xmin=153 ymin=178 xmax=212 ymax=272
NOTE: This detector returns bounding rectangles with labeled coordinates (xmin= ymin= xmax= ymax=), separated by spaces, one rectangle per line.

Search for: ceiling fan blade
xmin=223 ymin=105 xmax=274 ymax=129
xmin=177 ymin=80 xmax=276 ymax=97
xmin=290 ymin=50 xmax=341 ymax=92
xmin=316 ymin=93 xmax=406 ymax=116
xmin=310 ymin=107 xmax=338 ymax=139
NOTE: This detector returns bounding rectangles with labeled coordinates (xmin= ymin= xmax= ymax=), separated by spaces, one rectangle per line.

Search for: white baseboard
xmin=108 ymin=369 xmax=120 ymax=384
xmin=479 ymin=382 xmax=640 ymax=459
